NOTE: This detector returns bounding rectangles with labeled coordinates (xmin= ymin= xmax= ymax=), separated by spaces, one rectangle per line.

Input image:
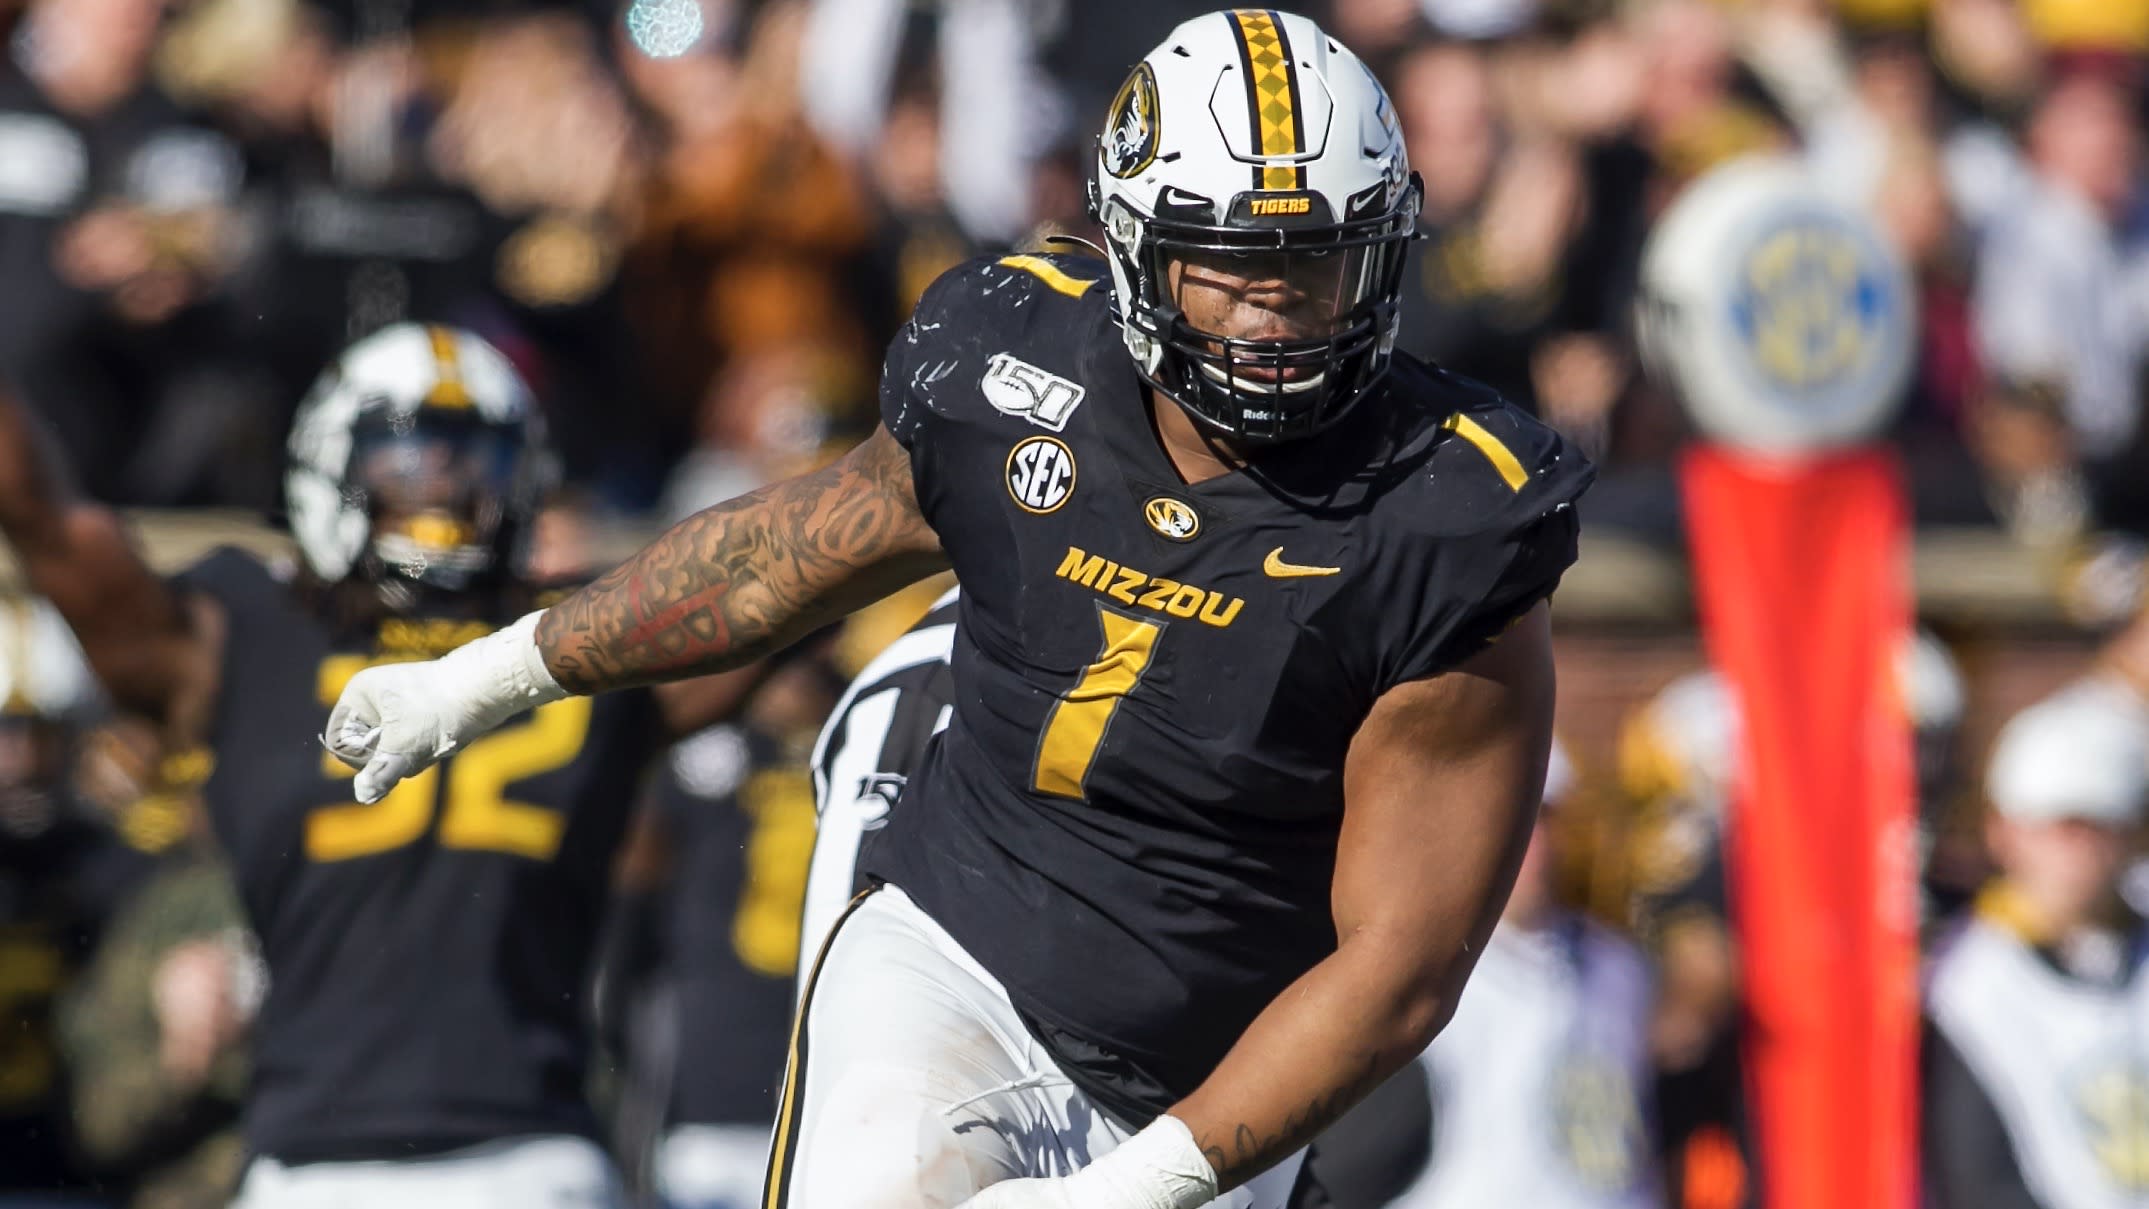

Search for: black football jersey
xmin=649 ymin=721 xmax=818 ymax=1128
xmin=181 ymin=550 xmax=662 ymax=1161
xmin=862 ymin=254 xmax=1593 ymax=1124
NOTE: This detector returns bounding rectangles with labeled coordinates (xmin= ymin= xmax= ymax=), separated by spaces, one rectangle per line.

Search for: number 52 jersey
xmin=862 ymin=253 xmax=1595 ymax=1125
xmin=177 ymin=550 xmax=661 ymax=1163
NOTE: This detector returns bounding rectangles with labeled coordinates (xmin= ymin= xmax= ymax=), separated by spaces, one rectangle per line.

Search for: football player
xmin=802 ymin=587 xmax=1438 ymax=1209
xmin=0 ymin=324 xmax=756 ymax=1207
xmin=327 ymin=12 xmax=1592 ymax=1209
xmin=0 ymin=597 xmax=148 ymax=1201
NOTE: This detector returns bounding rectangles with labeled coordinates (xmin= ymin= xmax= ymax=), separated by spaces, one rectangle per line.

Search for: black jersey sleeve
xmin=1369 ymin=390 xmax=1593 ymax=692
xmin=173 ymin=546 xmax=288 ymax=619
xmin=876 ymin=253 xmax=1111 ymax=525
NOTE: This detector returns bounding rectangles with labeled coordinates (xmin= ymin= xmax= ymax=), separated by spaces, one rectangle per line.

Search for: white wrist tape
xmin=436 ymin=610 xmax=570 ymax=746
xmin=1065 ymin=1115 xmax=1218 ymax=1209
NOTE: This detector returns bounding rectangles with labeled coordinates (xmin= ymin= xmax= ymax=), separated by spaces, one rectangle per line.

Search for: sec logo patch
xmin=1006 ymin=436 xmax=1077 ymax=514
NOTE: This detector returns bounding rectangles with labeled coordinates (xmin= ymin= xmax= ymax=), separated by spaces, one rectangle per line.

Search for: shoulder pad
xmin=884 ymin=254 xmax=1114 ymax=444
xmin=1406 ymin=369 xmax=1595 ymax=540
xmin=909 ymin=253 xmax=1110 ymax=331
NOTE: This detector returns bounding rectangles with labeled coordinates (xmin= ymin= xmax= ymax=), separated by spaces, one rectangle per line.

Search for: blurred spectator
xmin=58 ymin=849 xmax=253 ymax=1209
xmin=658 ymin=341 xmax=862 ymax=523
xmin=0 ymin=0 xmax=251 ymax=508
xmin=1924 ymin=676 xmax=2149 ymax=1209
xmin=1969 ymin=69 xmax=2149 ymax=541
xmin=1389 ymin=744 xmax=1663 ymax=1209
xmin=1326 ymin=0 xmax=1434 ymax=61
xmin=429 ymin=10 xmax=658 ymax=506
xmin=1931 ymin=0 xmax=2045 ymax=120
xmin=1030 ymin=0 xmax=1220 ymax=132
xmin=856 ymin=81 xmax=976 ymax=324
xmin=194 ymin=4 xmax=666 ymax=510
xmin=52 ymin=705 xmax=249 ymax=1209
xmin=799 ymin=0 xmax=1038 ymax=246
xmin=0 ymin=599 xmax=155 ymax=1206
xmin=1390 ymin=40 xmax=1593 ymax=407
xmin=1627 ymin=0 xmax=1787 ymax=198
xmin=620 ymin=0 xmax=880 ymax=478
xmin=1618 ymin=631 xmax=1966 ymax=1208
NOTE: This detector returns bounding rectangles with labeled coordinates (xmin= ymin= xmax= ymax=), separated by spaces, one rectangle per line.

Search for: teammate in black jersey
xmin=0 ymin=323 xmax=753 ymax=1207
xmin=329 ymin=11 xmax=1592 ymax=1209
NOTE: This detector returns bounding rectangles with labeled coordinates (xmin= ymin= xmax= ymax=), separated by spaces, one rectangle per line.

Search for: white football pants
xmin=230 ymin=1134 xmax=625 ymax=1208
xmin=766 ymin=885 xmax=1304 ymax=1209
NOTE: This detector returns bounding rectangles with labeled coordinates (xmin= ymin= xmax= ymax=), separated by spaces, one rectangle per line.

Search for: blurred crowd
xmin=7 ymin=0 xmax=2149 ymax=1207
xmin=7 ymin=0 xmax=2149 ymax=552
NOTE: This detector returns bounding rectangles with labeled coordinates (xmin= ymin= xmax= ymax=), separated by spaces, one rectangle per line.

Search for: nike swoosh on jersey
xmin=1263 ymin=548 xmax=1340 ymax=578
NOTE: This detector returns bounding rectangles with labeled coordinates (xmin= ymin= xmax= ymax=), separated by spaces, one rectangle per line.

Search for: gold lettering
xmin=1199 ymin=591 xmax=1244 ymax=627
xmin=1056 ymin=546 xmax=1107 ymax=587
xmin=377 ymin=617 xmax=490 ymax=656
xmin=1051 ymin=545 xmax=1241 ymax=628
xmin=1108 ymin=566 xmax=1144 ymax=605
xmin=1250 ymin=197 xmax=1313 ymax=216
xmin=1136 ymin=579 xmax=1177 ymax=610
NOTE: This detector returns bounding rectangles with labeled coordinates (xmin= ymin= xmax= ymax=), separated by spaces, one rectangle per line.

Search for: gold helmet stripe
xmin=1228 ymin=9 xmax=1307 ymax=191
xmin=423 ymin=324 xmax=475 ymax=410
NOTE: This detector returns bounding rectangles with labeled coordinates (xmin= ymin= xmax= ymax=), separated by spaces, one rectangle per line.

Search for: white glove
xmin=956 ymin=1116 xmax=1217 ymax=1209
xmin=324 ymin=612 xmax=569 ymax=803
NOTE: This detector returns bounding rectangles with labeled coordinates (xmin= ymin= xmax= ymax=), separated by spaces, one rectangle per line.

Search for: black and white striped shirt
xmin=798 ymin=588 xmax=960 ymax=983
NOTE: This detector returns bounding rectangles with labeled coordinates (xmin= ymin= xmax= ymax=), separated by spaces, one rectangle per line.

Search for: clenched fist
xmin=324 ymin=612 xmax=568 ymax=802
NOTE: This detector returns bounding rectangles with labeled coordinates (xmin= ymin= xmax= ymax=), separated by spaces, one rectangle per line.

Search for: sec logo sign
xmin=1006 ymin=436 xmax=1077 ymax=514
xmin=1637 ymin=156 xmax=1911 ymax=454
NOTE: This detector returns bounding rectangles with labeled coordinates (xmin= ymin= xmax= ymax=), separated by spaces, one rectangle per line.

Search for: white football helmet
xmin=285 ymin=323 xmax=552 ymax=592
xmin=0 ymin=598 xmax=98 ymax=724
xmin=1622 ymin=627 xmax=1965 ymax=816
xmin=1090 ymin=9 xmax=1420 ymax=443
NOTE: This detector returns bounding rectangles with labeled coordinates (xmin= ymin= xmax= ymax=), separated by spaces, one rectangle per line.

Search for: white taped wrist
xmin=440 ymin=611 xmax=570 ymax=733
xmin=1067 ymin=1115 xmax=1218 ymax=1209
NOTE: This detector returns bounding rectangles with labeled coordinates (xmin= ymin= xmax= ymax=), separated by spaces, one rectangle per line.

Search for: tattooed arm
xmin=541 ymin=426 xmax=946 ymax=690
xmin=1172 ymin=604 xmax=1556 ymax=1190
xmin=326 ymin=427 xmax=945 ymax=802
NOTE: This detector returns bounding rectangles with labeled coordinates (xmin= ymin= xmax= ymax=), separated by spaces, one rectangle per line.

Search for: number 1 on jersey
xmin=1033 ymin=605 xmax=1162 ymax=799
